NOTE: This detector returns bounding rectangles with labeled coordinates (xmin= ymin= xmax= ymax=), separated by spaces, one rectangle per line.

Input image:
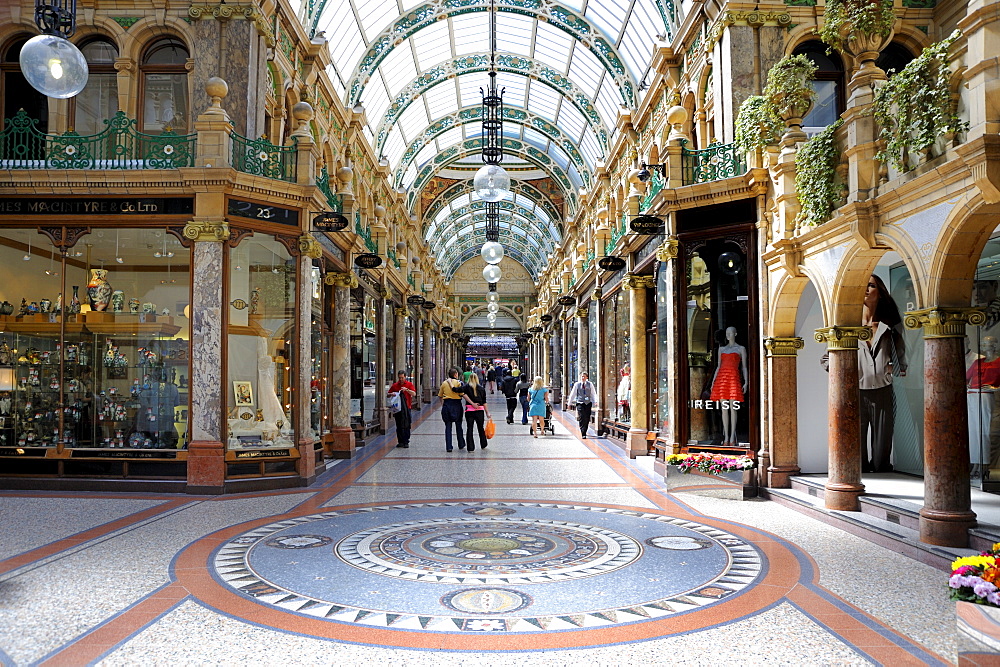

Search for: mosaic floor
xmin=0 ymin=394 xmax=957 ymax=665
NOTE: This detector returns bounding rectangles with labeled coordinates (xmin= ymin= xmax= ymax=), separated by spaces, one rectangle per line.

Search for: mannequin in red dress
xmin=710 ymin=327 xmax=748 ymax=446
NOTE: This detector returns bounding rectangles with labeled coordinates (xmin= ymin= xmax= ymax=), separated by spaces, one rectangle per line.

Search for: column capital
xmin=298 ymin=234 xmax=322 ymax=259
xmin=763 ymin=336 xmax=805 ymax=357
xmin=575 ymin=307 xmax=589 ymax=319
xmin=623 ymin=273 xmax=656 ymax=290
xmin=183 ymin=219 xmax=229 ymax=242
xmin=655 ymin=238 xmax=679 ymax=262
xmin=324 ymin=271 xmax=359 ymax=288
xmin=394 ymin=307 xmax=409 ymax=318
xmin=814 ymin=326 xmax=871 ymax=350
xmin=904 ymin=307 xmax=986 ymax=338
xmin=378 ymin=286 xmax=391 ymax=300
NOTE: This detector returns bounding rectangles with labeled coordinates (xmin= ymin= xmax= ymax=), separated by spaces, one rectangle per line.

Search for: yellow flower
xmin=992 ymin=542 xmax=1000 ymax=553
xmin=952 ymin=555 xmax=996 ymax=571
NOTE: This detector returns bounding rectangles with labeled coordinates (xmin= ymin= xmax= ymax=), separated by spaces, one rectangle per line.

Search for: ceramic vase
xmin=128 ymin=298 xmax=140 ymax=313
xmin=111 ymin=291 xmax=125 ymax=313
xmin=87 ymin=269 xmax=112 ymax=312
xmin=68 ymin=286 xmax=80 ymax=314
xmin=0 ymin=301 xmax=13 ymax=316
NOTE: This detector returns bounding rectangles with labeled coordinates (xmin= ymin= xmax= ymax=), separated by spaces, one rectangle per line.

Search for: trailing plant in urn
xmin=734 ymin=95 xmax=784 ymax=154
xmin=763 ymin=55 xmax=818 ymax=122
xmin=819 ymin=0 xmax=896 ymax=55
xmin=871 ymin=30 xmax=968 ymax=172
xmin=795 ymin=118 xmax=845 ymax=226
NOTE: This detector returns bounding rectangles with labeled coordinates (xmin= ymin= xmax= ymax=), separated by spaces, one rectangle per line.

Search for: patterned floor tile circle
xmin=211 ymin=502 xmax=764 ymax=634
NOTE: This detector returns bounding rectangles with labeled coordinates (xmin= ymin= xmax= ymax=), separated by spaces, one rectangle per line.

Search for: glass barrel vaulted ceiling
xmin=302 ymin=0 xmax=675 ymax=280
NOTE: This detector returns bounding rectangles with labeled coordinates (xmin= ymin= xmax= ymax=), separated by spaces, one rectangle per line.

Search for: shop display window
xmin=614 ymin=291 xmax=631 ymax=424
xmin=0 ymin=228 xmax=190 ymax=451
xmin=226 ymin=235 xmax=295 ymax=450
xmin=601 ymin=297 xmax=616 ymax=422
xmin=384 ymin=302 xmax=395 ymax=384
xmin=308 ymin=264 xmax=324 ymax=441
xmin=588 ymin=304 xmax=597 ymax=385
xmin=350 ymin=291 xmax=376 ymax=424
xmin=567 ymin=318 xmax=578 ymax=387
xmin=656 ymin=262 xmax=672 ymax=434
xmin=970 ymin=232 xmax=1000 ymax=489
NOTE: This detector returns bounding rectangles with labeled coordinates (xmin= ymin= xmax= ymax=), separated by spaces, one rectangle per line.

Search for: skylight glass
xmin=585 ymin=0 xmax=631 ymax=43
xmin=532 ymin=22 xmax=574 ymax=73
xmin=358 ymin=0 xmax=399 ymax=42
xmin=410 ymin=21 xmax=452 ymax=71
xmin=380 ymin=44 xmax=419 ymax=97
xmin=496 ymin=13 xmax=533 ymax=57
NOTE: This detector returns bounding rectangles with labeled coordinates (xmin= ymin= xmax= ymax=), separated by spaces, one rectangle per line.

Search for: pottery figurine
xmin=39 ymin=298 xmax=51 ymax=313
xmin=0 ymin=301 xmax=13 ymax=316
xmin=128 ymin=298 xmax=140 ymax=313
xmin=111 ymin=290 xmax=125 ymax=313
xmin=67 ymin=287 xmax=80 ymax=314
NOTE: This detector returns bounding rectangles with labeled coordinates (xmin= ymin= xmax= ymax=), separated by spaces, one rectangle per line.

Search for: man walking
xmin=567 ymin=371 xmax=598 ymax=439
xmin=501 ymin=369 xmax=520 ymax=424
xmin=516 ymin=372 xmax=532 ymax=425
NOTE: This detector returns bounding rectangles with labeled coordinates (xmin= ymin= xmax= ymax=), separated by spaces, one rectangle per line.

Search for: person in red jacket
xmin=388 ymin=371 xmax=416 ymax=448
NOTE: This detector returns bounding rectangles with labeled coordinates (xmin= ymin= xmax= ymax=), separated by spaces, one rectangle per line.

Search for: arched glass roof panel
xmin=411 ymin=20 xmax=451 ymax=71
xmin=533 ymin=22 xmax=574 ymax=74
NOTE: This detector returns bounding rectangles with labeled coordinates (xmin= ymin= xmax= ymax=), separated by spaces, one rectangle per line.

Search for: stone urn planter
xmin=957 ymin=600 xmax=1000 ymax=663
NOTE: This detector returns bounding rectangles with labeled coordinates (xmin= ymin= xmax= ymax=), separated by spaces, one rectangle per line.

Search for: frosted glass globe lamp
xmin=487 ymin=302 xmax=499 ymax=313
xmin=474 ymin=164 xmax=510 ymax=202
xmin=20 ymin=34 xmax=89 ymax=99
xmin=487 ymin=292 xmax=500 ymax=303
xmin=481 ymin=240 xmax=504 ymax=264
xmin=487 ymin=313 xmax=497 ymax=322
xmin=483 ymin=264 xmax=502 ymax=283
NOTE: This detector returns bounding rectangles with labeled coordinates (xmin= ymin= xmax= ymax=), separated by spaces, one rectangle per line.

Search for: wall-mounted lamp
xmin=637 ymin=163 xmax=667 ymax=183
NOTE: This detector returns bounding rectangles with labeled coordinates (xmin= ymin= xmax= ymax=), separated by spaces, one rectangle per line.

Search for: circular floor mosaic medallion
xmin=211 ymin=502 xmax=764 ymax=634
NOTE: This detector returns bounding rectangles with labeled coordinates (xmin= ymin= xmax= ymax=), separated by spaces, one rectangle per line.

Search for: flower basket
xmin=664 ymin=453 xmax=754 ymax=500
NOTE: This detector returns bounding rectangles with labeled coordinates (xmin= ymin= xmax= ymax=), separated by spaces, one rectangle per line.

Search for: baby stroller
xmin=541 ymin=402 xmax=556 ymax=435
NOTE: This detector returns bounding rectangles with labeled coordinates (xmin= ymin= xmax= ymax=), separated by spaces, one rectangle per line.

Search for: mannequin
xmin=689 ymin=252 xmax=710 ymax=310
xmin=968 ymin=336 xmax=1000 ymax=475
xmin=710 ymin=327 xmax=748 ymax=446
xmin=617 ymin=364 xmax=631 ymax=422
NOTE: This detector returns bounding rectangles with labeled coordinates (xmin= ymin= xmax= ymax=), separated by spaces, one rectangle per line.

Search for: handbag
xmin=485 ymin=418 xmax=496 ymax=439
xmin=387 ymin=392 xmax=402 ymax=414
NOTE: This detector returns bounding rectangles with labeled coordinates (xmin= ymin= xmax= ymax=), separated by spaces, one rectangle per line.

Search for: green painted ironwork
xmin=681 ymin=141 xmax=746 ymax=185
xmin=784 ymin=0 xmax=816 ymax=6
xmin=387 ymin=248 xmax=401 ymax=269
xmin=902 ymin=0 xmax=935 ymax=7
xmin=315 ymin=166 xmax=342 ymax=210
xmin=583 ymin=249 xmax=595 ymax=271
xmin=408 ymin=274 xmax=415 ymax=288
xmin=0 ymin=110 xmax=195 ymax=169
xmin=231 ymin=132 xmax=296 ymax=182
xmin=640 ymin=168 xmax=666 ymax=210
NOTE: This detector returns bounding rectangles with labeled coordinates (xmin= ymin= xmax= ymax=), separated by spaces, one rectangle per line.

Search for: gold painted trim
xmin=763 ymin=337 xmax=805 ymax=357
xmin=814 ymin=326 xmax=871 ymax=350
xmin=904 ymin=307 xmax=986 ymax=339
xmin=324 ymin=271 xmax=359 ymax=288
xmin=183 ymin=220 xmax=229 ymax=242
xmin=655 ymin=238 xmax=679 ymax=263
xmin=623 ymin=273 xmax=656 ymax=290
xmin=188 ymin=3 xmax=276 ymax=47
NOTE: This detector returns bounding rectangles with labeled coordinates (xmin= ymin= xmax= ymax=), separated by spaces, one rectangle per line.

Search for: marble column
xmin=591 ymin=290 xmax=604 ymax=428
xmin=376 ymin=293 xmax=388 ymax=433
xmin=763 ymin=337 xmax=805 ymax=488
xmin=815 ymin=326 xmax=870 ymax=510
xmin=906 ymin=308 xmax=984 ymax=547
xmin=394 ymin=307 xmax=407 ymax=377
xmin=543 ymin=333 xmax=552 ymax=391
xmin=624 ymin=274 xmax=656 ymax=458
xmin=326 ymin=271 xmax=358 ymax=457
xmin=295 ymin=249 xmax=319 ymax=481
xmin=413 ymin=313 xmax=423 ymax=409
xmin=185 ymin=222 xmax=227 ymax=493
xmin=422 ymin=321 xmax=433 ymax=404
xmin=576 ymin=307 xmax=589 ymax=376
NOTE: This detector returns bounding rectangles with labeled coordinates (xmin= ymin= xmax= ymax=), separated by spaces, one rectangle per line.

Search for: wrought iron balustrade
xmin=0 ymin=110 xmax=195 ymax=170
xmin=640 ymin=168 xmax=665 ymax=210
xmin=681 ymin=141 xmax=746 ymax=185
xmin=316 ymin=166 xmax=342 ymax=210
xmin=231 ymin=132 xmax=296 ymax=182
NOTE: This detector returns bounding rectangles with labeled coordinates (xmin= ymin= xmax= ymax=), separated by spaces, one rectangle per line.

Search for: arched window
xmin=793 ymin=41 xmax=845 ymax=136
xmin=70 ymin=38 xmax=119 ymax=135
xmin=139 ymin=38 xmax=189 ymax=135
xmin=1 ymin=37 xmax=48 ymax=132
xmin=876 ymin=42 xmax=915 ymax=78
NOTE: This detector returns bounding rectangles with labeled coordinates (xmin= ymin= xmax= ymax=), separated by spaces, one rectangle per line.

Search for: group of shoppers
xmin=388 ymin=364 xmax=601 ymax=449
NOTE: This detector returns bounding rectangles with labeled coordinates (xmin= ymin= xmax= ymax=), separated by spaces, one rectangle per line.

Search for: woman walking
xmin=438 ymin=368 xmax=467 ymax=452
xmin=463 ymin=373 xmax=491 ymax=452
xmin=387 ymin=371 xmax=416 ymax=448
xmin=528 ymin=376 xmax=548 ymax=438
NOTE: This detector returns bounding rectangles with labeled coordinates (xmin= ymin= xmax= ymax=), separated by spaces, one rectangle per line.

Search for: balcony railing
xmin=316 ymin=166 xmax=342 ymax=210
xmin=231 ymin=132 xmax=296 ymax=182
xmin=0 ymin=110 xmax=196 ymax=170
xmin=681 ymin=141 xmax=746 ymax=185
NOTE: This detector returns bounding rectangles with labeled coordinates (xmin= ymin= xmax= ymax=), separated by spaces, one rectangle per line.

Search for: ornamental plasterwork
xmin=188 ymin=2 xmax=276 ymax=47
xmin=408 ymin=139 xmax=576 ymax=213
xmin=426 ymin=200 xmax=546 ymax=237
xmin=429 ymin=214 xmax=557 ymax=256
xmin=393 ymin=107 xmax=593 ymax=188
xmin=432 ymin=225 xmax=550 ymax=261
xmin=442 ymin=241 xmax=547 ymax=280
xmin=903 ymin=308 xmax=986 ymax=339
xmin=182 ymin=220 xmax=229 ymax=242
xmin=340 ymin=0 xmax=636 ymax=109
xmin=703 ymin=11 xmax=792 ymax=54
xmin=421 ymin=179 xmax=561 ymax=227
xmin=375 ymin=53 xmax=610 ymax=155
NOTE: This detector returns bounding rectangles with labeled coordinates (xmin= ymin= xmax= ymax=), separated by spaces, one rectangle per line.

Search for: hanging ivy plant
xmin=763 ymin=55 xmax=818 ymax=119
xmin=734 ymin=95 xmax=784 ymax=154
xmin=871 ymin=30 xmax=968 ymax=172
xmin=819 ymin=0 xmax=896 ymax=53
xmin=795 ymin=119 xmax=845 ymax=226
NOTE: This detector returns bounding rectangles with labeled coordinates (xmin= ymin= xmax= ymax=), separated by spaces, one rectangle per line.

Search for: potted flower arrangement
xmin=664 ymin=452 xmax=754 ymax=500
xmin=951 ymin=545 xmax=1000 ymax=659
xmin=762 ymin=55 xmax=817 ymax=145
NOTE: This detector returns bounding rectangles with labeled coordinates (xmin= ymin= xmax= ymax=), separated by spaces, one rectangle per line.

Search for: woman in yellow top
xmin=438 ymin=368 xmax=467 ymax=452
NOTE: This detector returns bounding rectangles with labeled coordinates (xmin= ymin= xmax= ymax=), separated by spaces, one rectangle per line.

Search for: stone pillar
xmin=551 ymin=327 xmax=562 ymax=404
xmin=296 ymin=237 xmax=322 ymax=481
xmin=412 ymin=312 xmax=423 ymax=409
xmin=815 ymin=326 xmax=870 ymax=510
xmin=576 ymin=307 xmax=589 ymax=375
xmin=326 ymin=271 xmax=358 ymax=457
xmin=763 ymin=337 xmax=805 ymax=488
xmin=905 ymin=308 xmax=985 ymax=547
xmin=184 ymin=220 xmax=228 ymax=493
xmin=543 ymin=333 xmax=552 ymax=391
xmin=624 ymin=274 xmax=656 ymax=458
xmin=422 ymin=322 xmax=434 ymax=403
xmin=591 ymin=290 xmax=604 ymax=428
xmin=394 ymin=307 xmax=407 ymax=376
xmin=376 ymin=292 xmax=389 ymax=433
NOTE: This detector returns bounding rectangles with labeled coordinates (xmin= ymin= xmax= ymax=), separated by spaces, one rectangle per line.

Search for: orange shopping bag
xmin=485 ymin=418 xmax=496 ymax=439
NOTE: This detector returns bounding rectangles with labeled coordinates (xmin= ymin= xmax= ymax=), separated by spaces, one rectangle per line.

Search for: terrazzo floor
xmin=0 ymin=393 xmax=958 ymax=666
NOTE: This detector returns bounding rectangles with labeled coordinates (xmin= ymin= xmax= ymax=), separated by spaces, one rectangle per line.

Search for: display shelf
xmin=0 ymin=322 xmax=87 ymax=334
xmin=86 ymin=322 xmax=182 ymax=337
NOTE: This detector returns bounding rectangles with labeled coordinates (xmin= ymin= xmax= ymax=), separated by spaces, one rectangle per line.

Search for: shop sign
xmin=421 ymin=301 xmax=436 ymax=310
xmin=540 ymin=314 xmax=553 ymax=322
xmin=407 ymin=295 xmax=426 ymax=305
xmin=556 ymin=295 xmax=575 ymax=306
xmin=529 ymin=326 xmax=542 ymax=333
xmin=0 ymin=447 xmax=47 ymax=457
xmin=312 ymin=211 xmax=349 ymax=232
xmin=234 ymin=449 xmax=292 ymax=459
xmin=354 ymin=253 xmax=383 ymax=269
xmin=70 ymin=450 xmax=178 ymax=459
xmin=0 ymin=197 xmax=194 ymax=216
xmin=441 ymin=326 xmax=453 ymax=332
xmin=630 ymin=215 xmax=664 ymax=234
xmin=688 ymin=399 xmax=742 ymax=410
xmin=598 ymin=256 xmax=626 ymax=271
xmin=226 ymin=198 xmax=299 ymax=226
